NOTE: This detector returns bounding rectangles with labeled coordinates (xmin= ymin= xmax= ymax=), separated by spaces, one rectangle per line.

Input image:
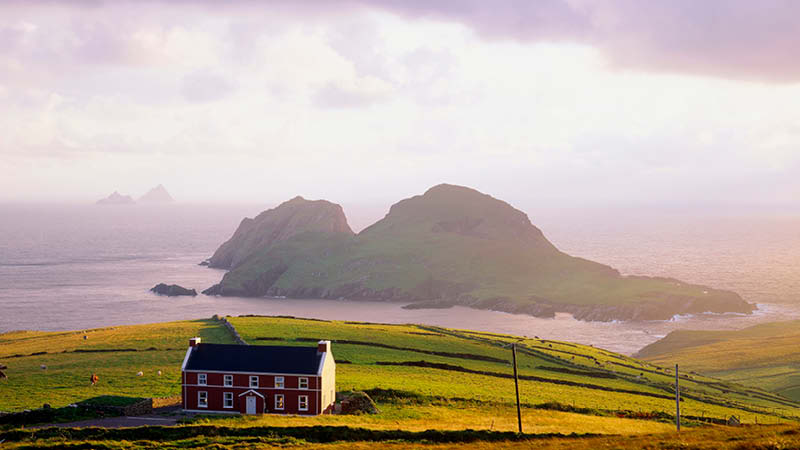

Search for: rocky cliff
xmin=207 ymin=196 xmax=354 ymax=270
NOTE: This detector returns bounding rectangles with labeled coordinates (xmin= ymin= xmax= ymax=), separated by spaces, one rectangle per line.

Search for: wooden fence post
xmin=675 ymin=363 xmax=681 ymax=432
xmin=512 ymin=343 xmax=522 ymax=434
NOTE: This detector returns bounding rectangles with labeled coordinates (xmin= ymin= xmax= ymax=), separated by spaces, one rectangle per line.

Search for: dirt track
xmin=39 ymin=414 xmax=179 ymax=428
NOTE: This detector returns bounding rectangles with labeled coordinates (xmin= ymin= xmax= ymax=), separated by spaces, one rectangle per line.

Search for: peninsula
xmin=203 ymin=184 xmax=754 ymax=322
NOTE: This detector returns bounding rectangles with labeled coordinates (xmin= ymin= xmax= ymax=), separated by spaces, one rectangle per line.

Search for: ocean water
xmin=1 ymin=203 xmax=799 ymax=355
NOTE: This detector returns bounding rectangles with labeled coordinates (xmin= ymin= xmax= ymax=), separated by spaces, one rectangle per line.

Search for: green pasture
xmin=638 ymin=320 xmax=800 ymax=402
xmin=1 ymin=315 xmax=799 ymax=430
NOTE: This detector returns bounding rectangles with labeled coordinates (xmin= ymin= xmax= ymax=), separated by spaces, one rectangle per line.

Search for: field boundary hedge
xmin=0 ymin=424 xmax=602 ymax=444
xmin=375 ymin=360 xmax=677 ymax=401
xmin=254 ymin=336 xmax=508 ymax=364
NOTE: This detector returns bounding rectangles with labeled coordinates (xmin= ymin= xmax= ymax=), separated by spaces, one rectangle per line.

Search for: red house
xmin=181 ymin=337 xmax=336 ymax=415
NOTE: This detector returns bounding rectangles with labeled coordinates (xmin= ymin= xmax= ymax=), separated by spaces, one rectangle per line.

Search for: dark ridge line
xmin=375 ymin=360 xmax=678 ymax=401
xmin=363 ymin=388 xmax=730 ymax=424
xmin=418 ymin=325 xmax=800 ymax=417
xmin=1 ymin=347 xmax=183 ymax=359
xmin=537 ymin=365 xmax=618 ymax=379
xmin=240 ymin=320 xmax=798 ymax=416
xmin=0 ymin=425 xmax=605 ymax=445
xmin=606 ymin=360 xmax=800 ymax=408
xmin=234 ymin=315 xmax=332 ymax=323
xmin=253 ymin=337 xmax=508 ymax=364
xmin=405 ymin=331 xmax=444 ymax=337
xmin=517 ymin=341 xmax=800 ymax=413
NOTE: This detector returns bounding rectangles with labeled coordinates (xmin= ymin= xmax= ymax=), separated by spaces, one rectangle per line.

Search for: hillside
xmin=96 ymin=191 xmax=135 ymax=205
xmin=204 ymin=184 xmax=753 ymax=321
xmin=139 ymin=184 xmax=174 ymax=203
xmin=636 ymin=320 xmax=800 ymax=400
xmin=3 ymin=316 xmax=800 ymax=448
xmin=1 ymin=316 xmax=798 ymax=424
xmin=205 ymin=196 xmax=353 ymax=271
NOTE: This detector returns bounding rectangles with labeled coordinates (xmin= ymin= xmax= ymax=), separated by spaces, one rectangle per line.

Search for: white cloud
xmin=0 ymin=3 xmax=799 ymax=207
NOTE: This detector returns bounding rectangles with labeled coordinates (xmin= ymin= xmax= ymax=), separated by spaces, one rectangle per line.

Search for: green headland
xmin=204 ymin=184 xmax=753 ymax=321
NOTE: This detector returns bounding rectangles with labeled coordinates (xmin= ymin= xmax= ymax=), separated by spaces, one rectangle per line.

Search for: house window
xmin=198 ymin=391 xmax=208 ymax=408
xmin=274 ymin=394 xmax=284 ymax=410
xmin=223 ymin=392 xmax=233 ymax=408
xmin=299 ymin=377 xmax=309 ymax=389
xmin=198 ymin=374 xmax=207 ymax=385
xmin=298 ymin=395 xmax=308 ymax=411
xmin=275 ymin=376 xmax=284 ymax=388
xmin=224 ymin=375 xmax=233 ymax=387
xmin=249 ymin=376 xmax=259 ymax=388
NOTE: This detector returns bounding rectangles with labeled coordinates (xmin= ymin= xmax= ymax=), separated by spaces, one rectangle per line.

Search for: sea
xmin=2 ymin=203 xmax=800 ymax=355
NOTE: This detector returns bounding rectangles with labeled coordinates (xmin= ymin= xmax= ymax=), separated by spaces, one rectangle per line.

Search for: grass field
xmin=2 ymin=315 xmax=800 ymax=448
xmin=636 ymin=320 xmax=800 ymax=402
xmin=3 ymin=423 xmax=800 ymax=449
xmin=0 ymin=319 xmax=233 ymax=410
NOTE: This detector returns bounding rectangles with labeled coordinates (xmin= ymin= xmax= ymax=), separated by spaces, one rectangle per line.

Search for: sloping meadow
xmin=229 ymin=316 xmax=800 ymax=423
xmin=1 ymin=315 xmax=798 ymax=431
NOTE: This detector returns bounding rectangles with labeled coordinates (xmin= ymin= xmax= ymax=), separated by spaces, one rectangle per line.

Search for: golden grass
xmin=0 ymin=320 xmax=228 ymax=358
xmin=300 ymin=425 xmax=800 ymax=450
xmin=198 ymin=404 xmax=674 ymax=435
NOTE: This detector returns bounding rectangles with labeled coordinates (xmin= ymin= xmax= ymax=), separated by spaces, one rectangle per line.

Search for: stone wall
xmin=121 ymin=398 xmax=153 ymax=416
xmin=213 ymin=314 xmax=247 ymax=345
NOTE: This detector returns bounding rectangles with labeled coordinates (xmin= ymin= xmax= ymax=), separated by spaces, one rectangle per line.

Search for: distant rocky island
xmin=139 ymin=184 xmax=174 ymax=203
xmin=96 ymin=185 xmax=174 ymax=205
xmin=151 ymin=283 xmax=197 ymax=297
xmin=202 ymin=184 xmax=755 ymax=322
xmin=96 ymin=191 xmax=135 ymax=205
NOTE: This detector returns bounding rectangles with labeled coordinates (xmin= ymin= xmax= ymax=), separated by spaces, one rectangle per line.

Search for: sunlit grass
xmin=1 ymin=315 xmax=798 ymax=430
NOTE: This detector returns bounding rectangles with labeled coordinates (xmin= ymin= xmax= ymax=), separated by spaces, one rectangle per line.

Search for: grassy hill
xmin=2 ymin=316 xmax=798 ymax=423
xmin=637 ymin=320 xmax=800 ymax=401
xmin=3 ymin=316 xmax=800 ymax=448
xmin=206 ymin=184 xmax=753 ymax=321
xmin=0 ymin=319 xmax=234 ymax=409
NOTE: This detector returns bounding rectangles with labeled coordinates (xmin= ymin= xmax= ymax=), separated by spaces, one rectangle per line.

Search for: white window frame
xmin=223 ymin=392 xmax=234 ymax=409
xmin=299 ymin=377 xmax=309 ymax=389
xmin=198 ymin=373 xmax=207 ymax=386
xmin=274 ymin=376 xmax=284 ymax=388
xmin=198 ymin=391 xmax=208 ymax=408
xmin=298 ymin=395 xmax=308 ymax=411
xmin=274 ymin=394 xmax=284 ymax=410
xmin=224 ymin=374 xmax=233 ymax=387
xmin=249 ymin=375 xmax=259 ymax=388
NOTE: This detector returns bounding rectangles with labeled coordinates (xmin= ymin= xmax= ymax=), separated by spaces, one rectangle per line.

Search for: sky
xmin=1 ymin=0 xmax=799 ymax=210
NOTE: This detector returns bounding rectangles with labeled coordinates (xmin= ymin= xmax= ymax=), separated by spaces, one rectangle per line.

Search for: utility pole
xmin=675 ymin=363 xmax=681 ymax=432
xmin=512 ymin=343 xmax=522 ymax=434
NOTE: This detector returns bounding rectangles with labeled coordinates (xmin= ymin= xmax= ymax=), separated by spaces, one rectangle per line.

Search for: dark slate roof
xmin=185 ymin=344 xmax=323 ymax=375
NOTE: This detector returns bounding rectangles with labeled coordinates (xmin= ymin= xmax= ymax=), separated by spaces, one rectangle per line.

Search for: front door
xmin=246 ymin=396 xmax=257 ymax=415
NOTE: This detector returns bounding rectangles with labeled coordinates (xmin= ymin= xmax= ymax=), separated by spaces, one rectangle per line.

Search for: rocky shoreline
xmin=202 ymin=280 xmax=755 ymax=322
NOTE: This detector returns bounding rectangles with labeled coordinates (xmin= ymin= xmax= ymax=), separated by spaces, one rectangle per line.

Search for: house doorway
xmin=246 ymin=396 xmax=257 ymax=415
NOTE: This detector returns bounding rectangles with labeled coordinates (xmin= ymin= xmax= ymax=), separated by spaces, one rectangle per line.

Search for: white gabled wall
xmin=317 ymin=341 xmax=336 ymax=413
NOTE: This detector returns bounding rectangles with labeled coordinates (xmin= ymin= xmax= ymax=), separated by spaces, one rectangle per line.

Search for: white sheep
xmin=157 ymin=370 xmax=162 ymax=376
xmin=136 ymin=371 xmax=143 ymax=377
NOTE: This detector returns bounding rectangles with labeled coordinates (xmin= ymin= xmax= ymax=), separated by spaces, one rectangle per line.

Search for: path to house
xmin=41 ymin=415 xmax=180 ymax=428
xmin=36 ymin=406 xmax=185 ymax=429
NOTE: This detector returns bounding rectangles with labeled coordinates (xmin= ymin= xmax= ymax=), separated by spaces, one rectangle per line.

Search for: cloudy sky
xmin=1 ymin=0 xmax=799 ymax=209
